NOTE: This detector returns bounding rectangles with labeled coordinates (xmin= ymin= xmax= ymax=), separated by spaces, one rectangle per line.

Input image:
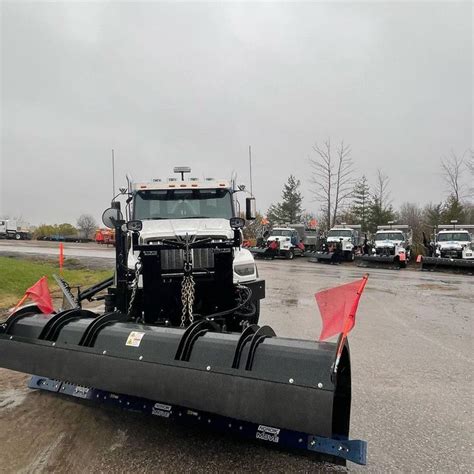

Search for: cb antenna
xmin=112 ymin=149 xmax=116 ymax=199
xmin=249 ymin=145 xmax=253 ymax=196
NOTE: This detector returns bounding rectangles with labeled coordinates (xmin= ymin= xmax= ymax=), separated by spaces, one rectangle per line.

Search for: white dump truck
xmin=421 ymin=222 xmax=474 ymax=273
xmin=433 ymin=224 xmax=474 ymax=260
xmin=361 ymin=223 xmax=412 ymax=268
xmin=326 ymin=224 xmax=362 ymax=261
xmin=0 ymin=219 xmax=31 ymax=240
xmin=116 ymin=167 xmax=265 ymax=327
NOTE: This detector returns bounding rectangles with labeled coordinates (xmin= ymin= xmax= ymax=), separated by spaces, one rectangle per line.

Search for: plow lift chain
xmin=181 ymin=273 xmax=195 ymax=327
xmin=180 ymin=233 xmax=196 ymax=327
xmin=127 ymin=256 xmax=143 ymax=317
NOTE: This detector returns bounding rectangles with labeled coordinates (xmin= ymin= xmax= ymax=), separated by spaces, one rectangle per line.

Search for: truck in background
xmin=421 ymin=222 xmax=474 ymax=273
xmin=250 ymin=223 xmax=319 ymax=260
xmin=0 ymin=219 xmax=31 ymax=240
xmin=357 ymin=222 xmax=412 ymax=269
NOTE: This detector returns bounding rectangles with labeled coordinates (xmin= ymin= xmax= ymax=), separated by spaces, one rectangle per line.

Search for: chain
xmin=180 ymin=273 xmax=195 ymax=327
xmin=127 ymin=257 xmax=142 ymax=317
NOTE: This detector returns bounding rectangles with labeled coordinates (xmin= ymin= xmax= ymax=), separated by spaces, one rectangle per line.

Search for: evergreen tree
xmin=423 ymin=203 xmax=443 ymax=228
xmin=440 ymin=195 xmax=465 ymax=223
xmin=350 ymin=176 xmax=372 ymax=232
xmin=368 ymin=198 xmax=396 ymax=233
xmin=267 ymin=175 xmax=303 ymax=224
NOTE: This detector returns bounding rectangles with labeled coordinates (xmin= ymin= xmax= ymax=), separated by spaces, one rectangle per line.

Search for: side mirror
xmin=126 ymin=220 xmax=143 ymax=232
xmin=230 ymin=217 xmax=245 ymax=229
xmin=102 ymin=207 xmax=123 ymax=229
xmin=245 ymin=197 xmax=257 ymax=220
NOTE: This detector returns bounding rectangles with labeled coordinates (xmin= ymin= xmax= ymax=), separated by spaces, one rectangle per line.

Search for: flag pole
xmin=333 ymin=273 xmax=369 ymax=374
xmin=9 ymin=294 xmax=28 ymax=314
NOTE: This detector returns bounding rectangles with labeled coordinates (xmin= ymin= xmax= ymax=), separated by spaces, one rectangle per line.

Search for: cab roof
xmin=132 ymin=178 xmax=231 ymax=191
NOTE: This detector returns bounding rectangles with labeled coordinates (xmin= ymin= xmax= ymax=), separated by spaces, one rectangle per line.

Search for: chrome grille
xmin=160 ymin=248 xmax=215 ymax=271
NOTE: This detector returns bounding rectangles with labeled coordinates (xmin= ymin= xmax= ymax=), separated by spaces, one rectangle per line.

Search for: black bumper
xmin=241 ymin=278 xmax=265 ymax=301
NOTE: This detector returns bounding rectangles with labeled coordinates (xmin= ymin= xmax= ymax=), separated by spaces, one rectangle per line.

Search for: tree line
xmin=31 ymin=214 xmax=98 ymax=240
xmin=264 ymin=143 xmax=473 ymax=248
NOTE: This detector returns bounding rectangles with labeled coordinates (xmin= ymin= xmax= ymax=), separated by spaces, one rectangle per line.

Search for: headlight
xmin=234 ymin=263 xmax=256 ymax=277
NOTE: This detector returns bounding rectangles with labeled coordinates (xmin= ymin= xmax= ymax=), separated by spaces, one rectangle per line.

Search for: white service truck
xmin=433 ymin=224 xmax=474 ymax=260
xmin=0 ymin=219 xmax=30 ymax=240
xmin=371 ymin=223 xmax=412 ymax=267
xmin=325 ymin=224 xmax=362 ymax=261
xmin=264 ymin=226 xmax=305 ymax=259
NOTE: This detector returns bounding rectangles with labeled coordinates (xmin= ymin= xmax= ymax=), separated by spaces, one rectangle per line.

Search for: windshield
xmin=375 ymin=232 xmax=405 ymax=241
xmin=270 ymin=229 xmax=293 ymax=237
xmin=327 ymin=229 xmax=352 ymax=238
xmin=437 ymin=232 xmax=470 ymax=242
xmin=134 ymin=189 xmax=233 ymax=220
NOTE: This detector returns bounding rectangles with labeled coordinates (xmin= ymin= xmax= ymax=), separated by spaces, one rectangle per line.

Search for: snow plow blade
xmin=420 ymin=256 xmax=474 ymax=274
xmin=0 ymin=306 xmax=366 ymax=466
xmin=356 ymin=255 xmax=404 ymax=269
xmin=307 ymin=252 xmax=334 ymax=264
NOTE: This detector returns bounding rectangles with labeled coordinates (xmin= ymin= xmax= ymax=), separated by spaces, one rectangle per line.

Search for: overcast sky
xmin=1 ymin=1 xmax=472 ymax=226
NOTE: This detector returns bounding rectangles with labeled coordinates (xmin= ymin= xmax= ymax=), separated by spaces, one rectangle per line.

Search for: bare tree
xmin=77 ymin=214 xmax=97 ymax=239
xmin=467 ymin=150 xmax=474 ymax=199
xmin=332 ymin=141 xmax=353 ymax=225
xmin=440 ymin=151 xmax=465 ymax=202
xmin=373 ymin=169 xmax=391 ymax=211
xmin=309 ymin=139 xmax=354 ymax=229
xmin=309 ymin=139 xmax=332 ymax=229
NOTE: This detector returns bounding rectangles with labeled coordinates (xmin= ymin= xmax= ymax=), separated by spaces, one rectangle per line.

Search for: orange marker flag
xmin=59 ymin=243 xmax=64 ymax=273
xmin=315 ymin=274 xmax=369 ymax=373
xmin=11 ymin=276 xmax=54 ymax=314
xmin=315 ymin=274 xmax=369 ymax=342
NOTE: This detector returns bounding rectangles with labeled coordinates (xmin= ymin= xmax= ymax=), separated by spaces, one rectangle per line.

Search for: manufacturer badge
xmin=256 ymin=425 xmax=280 ymax=443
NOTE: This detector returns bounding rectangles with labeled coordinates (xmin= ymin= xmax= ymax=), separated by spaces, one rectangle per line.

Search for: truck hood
xmin=374 ymin=240 xmax=403 ymax=248
xmin=438 ymin=241 xmax=464 ymax=250
xmin=327 ymin=236 xmax=351 ymax=243
xmin=139 ymin=218 xmax=233 ymax=241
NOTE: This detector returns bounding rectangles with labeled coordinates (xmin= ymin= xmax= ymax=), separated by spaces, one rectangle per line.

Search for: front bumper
xmin=240 ymin=278 xmax=265 ymax=301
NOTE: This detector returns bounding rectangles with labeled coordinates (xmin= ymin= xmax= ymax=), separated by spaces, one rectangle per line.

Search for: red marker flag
xmin=11 ymin=276 xmax=54 ymax=314
xmin=315 ymin=274 xmax=369 ymax=342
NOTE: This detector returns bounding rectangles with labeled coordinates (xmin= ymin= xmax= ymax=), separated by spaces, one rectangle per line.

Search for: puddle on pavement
xmin=0 ymin=388 xmax=29 ymax=411
xmin=281 ymin=298 xmax=298 ymax=306
xmin=416 ymin=283 xmax=457 ymax=291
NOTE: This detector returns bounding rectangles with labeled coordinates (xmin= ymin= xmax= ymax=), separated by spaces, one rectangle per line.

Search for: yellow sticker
xmin=126 ymin=331 xmax=145 ymax=347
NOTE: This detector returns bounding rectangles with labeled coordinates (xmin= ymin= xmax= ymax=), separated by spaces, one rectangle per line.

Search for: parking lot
xmin=0 ymin=241 xmax=472 ymax=472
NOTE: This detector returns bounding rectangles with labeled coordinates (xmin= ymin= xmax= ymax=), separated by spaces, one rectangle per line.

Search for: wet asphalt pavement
xmin=0 ymin=241 xmax=472 ymax=472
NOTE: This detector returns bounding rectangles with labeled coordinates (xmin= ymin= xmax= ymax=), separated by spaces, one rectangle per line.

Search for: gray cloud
xmin=1 ymin=1 xmax=472 ymax=225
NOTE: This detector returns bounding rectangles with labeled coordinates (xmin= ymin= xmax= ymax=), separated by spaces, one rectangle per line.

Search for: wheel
xmin=15 ymin=233 xmax=21 ymax=240
xmin=286 ymin=250 xmax=295 ymax=260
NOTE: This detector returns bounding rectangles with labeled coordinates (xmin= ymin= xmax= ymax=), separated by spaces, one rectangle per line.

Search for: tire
xmin=286 ymin=250 xmax=295 ymax=260
xmin=15 ymin=233 xmax=21 ymax=240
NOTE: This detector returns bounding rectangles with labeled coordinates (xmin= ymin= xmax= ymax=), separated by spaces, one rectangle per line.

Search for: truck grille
xmin=160 ymin=248 xmax=215 ymax=271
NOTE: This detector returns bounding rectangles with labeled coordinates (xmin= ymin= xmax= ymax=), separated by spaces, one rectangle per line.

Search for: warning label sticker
xmin=125 ymin=331 xmax=145 ymax=347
